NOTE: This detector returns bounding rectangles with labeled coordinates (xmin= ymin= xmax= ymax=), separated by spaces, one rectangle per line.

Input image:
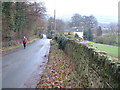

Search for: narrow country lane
xmin=2 ymin=35 xmax=50 ymax=88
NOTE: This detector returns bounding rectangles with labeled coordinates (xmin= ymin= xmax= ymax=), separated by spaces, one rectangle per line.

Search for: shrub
xmin=54 ymin=34 xmax=59 ymax=40
xmin=46 ymin=32 xmax=53 ymax=39
xmin=66 ymin=35 xmax=72 ymax=39
xmin=47 ymin=35 xmax=52 ymax=39
xmin=83 ymin=29 xmax=93 ymax=41
xmin=56 ymin=35 xmax=68 ymax=50
xmin=46 ymin=30 xmax=55 ymax=39
xmin=68 ymin=32 xmax=71 ymax=35
xmin=74 ymin=33 xmax=79 ymax=38
xmin=39 ymin=34 xmax=43 ymax=39
xmin=2 ymin=40 xmax=17 ymax=47
xmin=94 ymin=34 xmax=118 ymax=46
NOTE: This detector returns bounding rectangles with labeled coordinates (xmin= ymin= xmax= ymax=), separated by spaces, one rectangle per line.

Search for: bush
xmin=2 ymin=40 xmax=17 ymax=47
xmin=47 ymin=35 xmax=52 ymax=39
xmin=94 ymin=34 xmax=118 ymax=46
xmin=39 ymin=34 xmax=43 ymax=39
xmin=55 ymin=35 xmax=68 ymax=50
xmin=74 ymin=33 xmax=79 ymax=38
xmin=46 ymin=30 xmax=55 ymax=39
xmin=46 ymin=33 xmax=52 ymax=39
xmin=66 ymin=35 xmax=72 ymax=39
xmin=83 ymin=29 xmax=93 ymax=41
xmin=54 ymin=34 xmax=59 ymax=40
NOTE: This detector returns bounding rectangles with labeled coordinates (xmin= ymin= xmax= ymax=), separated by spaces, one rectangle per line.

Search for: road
xmin=2 ymin=35 xmax=50 ymax=88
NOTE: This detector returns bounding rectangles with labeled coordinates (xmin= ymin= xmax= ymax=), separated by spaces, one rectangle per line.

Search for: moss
xmin=63 ymin=39 xmax=120 ymax=88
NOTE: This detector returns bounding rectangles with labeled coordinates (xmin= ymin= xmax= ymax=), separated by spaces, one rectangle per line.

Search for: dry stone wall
xmin=64 ymin=39 xmax=120 ymax=88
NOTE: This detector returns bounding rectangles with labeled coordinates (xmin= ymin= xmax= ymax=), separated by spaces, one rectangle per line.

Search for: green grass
xmin=88 ymin=41 xmax=119 ymax=57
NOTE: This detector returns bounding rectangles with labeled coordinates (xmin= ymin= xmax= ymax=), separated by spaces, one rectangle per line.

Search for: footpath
xmin=37 ymin=40 xmax=88 ymax=88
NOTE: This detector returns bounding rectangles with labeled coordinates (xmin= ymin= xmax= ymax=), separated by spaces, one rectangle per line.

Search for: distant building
xmin=74 ymin=32 xmax=83 ymax=38
xmin=64 ymin=27 xmax=83 ymax=38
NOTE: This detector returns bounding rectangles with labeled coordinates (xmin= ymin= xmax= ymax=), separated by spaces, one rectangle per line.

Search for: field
xmin=89 ymin=41 xmax=119 ymax=57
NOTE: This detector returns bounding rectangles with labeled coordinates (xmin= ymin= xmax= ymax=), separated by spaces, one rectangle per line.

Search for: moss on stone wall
xmin=63 ymin=39 xmax=120 ymax=88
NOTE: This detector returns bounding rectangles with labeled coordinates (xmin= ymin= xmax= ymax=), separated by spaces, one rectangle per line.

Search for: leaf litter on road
xmin=37 ymin=40 xmax=87 ymax=88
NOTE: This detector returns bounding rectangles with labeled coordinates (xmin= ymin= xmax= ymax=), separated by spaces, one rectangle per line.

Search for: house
xmin=74 ymin=32 xmax=83 ymax=38
xmin=64 ymin=27 xmax=83 ymax=38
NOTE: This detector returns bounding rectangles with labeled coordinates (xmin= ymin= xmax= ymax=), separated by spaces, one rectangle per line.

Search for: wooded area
xmin=2 ymin=1 xmax=46 ymax=47
xmin=1 ymin=1 xmax=119 ymax=48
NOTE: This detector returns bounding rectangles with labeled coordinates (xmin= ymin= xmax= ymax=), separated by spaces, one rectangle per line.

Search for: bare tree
xmin=56 ymin=19 xmax=65 ymax=33
xmin=2 ymin=1 xmax=47 ymax=47
xmin=109 ymin=23 xmax=118 ymax=34
xmin=71 ymin=13 xmax=82 ymax=28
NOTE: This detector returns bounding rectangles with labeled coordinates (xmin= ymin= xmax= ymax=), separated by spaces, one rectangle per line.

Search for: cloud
xmin=43 ymin=0 xmax=118 ymax=17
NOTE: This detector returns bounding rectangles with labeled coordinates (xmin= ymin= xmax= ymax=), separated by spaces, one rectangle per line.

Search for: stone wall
xmin=64 ymin=39 xmax=120 ymax=88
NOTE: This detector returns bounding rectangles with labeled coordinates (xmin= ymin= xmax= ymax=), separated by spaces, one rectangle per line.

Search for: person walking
xmin=22 ymin=36 xmax=28 ymax=49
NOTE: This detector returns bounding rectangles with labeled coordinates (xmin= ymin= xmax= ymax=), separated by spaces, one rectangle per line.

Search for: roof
xmin=64 ymin=27 xmax=83 ymax=32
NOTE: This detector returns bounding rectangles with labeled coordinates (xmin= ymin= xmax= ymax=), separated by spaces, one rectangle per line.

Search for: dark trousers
xmin=23 ymin=43 xmax=26 ymax=49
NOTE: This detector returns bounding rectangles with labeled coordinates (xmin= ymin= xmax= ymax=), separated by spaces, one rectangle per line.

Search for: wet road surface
xmin=2 ymin=35 xmax=50 ymax=88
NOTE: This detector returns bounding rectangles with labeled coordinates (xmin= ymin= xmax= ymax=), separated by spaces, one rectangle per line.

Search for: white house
xmin=74 ymin=32 xmax=83 ymax=38
xmin=64 ymin=27 xmax=83 ymax=38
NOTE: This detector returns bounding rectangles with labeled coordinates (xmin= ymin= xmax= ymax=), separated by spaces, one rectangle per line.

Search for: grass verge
xmin=1 ymin=38 xmax=39 ymax=53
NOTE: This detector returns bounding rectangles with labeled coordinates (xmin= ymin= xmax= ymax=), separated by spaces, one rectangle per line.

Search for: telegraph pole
xmin=54 ymin=10 xmax=56 ymax=34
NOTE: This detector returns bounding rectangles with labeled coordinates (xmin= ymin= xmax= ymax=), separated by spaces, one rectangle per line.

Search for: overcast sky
xmin=34 ymin=0 xmax=119 ymax=23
